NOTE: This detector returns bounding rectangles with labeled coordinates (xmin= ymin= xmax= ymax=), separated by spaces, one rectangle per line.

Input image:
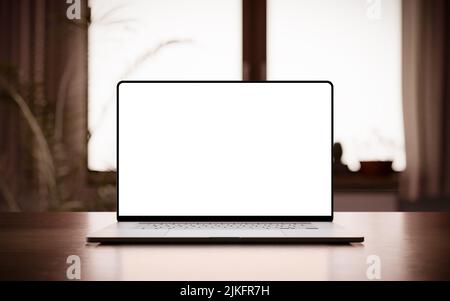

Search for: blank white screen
xmin=118 ymin=82 xmax=332 ymax=216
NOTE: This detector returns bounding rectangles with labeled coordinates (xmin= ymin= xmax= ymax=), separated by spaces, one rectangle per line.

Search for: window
xmin=268 ymin=0 xmax=405 ymax=171
xmin=88 ymin=0 xmax=405 ymax=176
xmin=88 ymin=0 xmax=242 ymax=171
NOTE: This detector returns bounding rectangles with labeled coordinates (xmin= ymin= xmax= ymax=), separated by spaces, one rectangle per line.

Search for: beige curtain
xmin=401 ymin=0 xmax=450 ymax=201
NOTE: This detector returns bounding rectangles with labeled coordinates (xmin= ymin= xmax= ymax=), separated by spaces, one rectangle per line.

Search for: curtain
xmin=0 ymin=0 xmax=92 ymax=211
xmin=401 ymin=0 xmax=450 ymax=201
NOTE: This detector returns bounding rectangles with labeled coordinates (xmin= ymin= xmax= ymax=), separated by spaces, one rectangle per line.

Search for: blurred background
xmin=0 ymin=0 xmax=449 ymax=212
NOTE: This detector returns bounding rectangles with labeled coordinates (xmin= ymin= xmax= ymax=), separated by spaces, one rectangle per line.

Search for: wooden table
xmin=0 ymin=212 xmax=449 ymax=280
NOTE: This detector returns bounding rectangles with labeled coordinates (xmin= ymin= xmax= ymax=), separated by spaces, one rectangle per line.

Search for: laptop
xmin=87 ymin=81 xmax=364 ymax=243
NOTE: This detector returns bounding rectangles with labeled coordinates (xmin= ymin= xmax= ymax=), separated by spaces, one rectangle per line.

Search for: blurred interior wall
xmin=401 ymin=0 xmax=450 ymax=202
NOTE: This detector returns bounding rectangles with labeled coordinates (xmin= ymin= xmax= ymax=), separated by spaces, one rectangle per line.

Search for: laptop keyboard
xmin=134 ymin=223 xmax=318 ymax=230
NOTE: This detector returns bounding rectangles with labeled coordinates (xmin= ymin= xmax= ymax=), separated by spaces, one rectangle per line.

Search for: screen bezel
xmin=116 ymin=81 xmax=333 ymax=222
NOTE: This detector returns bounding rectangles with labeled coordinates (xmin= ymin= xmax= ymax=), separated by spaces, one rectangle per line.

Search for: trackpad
xmin=166 ymin=230 xmax=284 ymax=238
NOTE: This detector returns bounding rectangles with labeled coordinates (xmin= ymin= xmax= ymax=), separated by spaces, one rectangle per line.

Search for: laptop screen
xmin=117 ymin=82 xmax=332 ymax=220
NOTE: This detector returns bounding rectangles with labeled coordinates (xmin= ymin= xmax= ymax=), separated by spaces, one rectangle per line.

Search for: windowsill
xmin=88 ymin=170 xmax=400 ymax=192
xmin=334 ymin=172 xmax=399 ymax=192
xmin=88 ymin=171 xmax=116 ymax=185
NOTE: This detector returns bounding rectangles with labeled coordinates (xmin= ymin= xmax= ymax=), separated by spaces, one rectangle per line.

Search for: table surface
xmin=0 ymin=212 xmax=449 ymax=281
